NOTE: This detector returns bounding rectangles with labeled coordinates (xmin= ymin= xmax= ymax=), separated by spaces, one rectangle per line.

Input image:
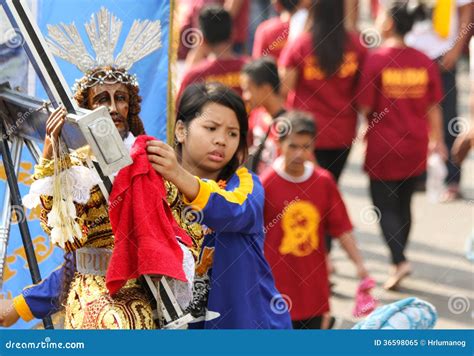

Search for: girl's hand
xmin=146 ymin=140 xmax=182 ymax=183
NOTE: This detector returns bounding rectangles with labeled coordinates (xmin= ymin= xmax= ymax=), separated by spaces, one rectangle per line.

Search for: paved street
xmin=331 ymin=57 xmax=473 ymax=329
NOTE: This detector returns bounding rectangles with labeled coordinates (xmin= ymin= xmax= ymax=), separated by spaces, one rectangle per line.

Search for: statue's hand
xmin=0 ymin=298 xmax=20 ymax=327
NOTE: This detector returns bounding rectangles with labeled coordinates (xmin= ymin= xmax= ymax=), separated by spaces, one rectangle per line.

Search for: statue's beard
xmin=112 ymin=114 xmax=130 ymax=140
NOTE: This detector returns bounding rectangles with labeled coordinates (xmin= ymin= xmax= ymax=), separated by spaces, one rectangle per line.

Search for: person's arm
xmin=344 ymin=0 xmax=359 ymax=31
xmin=0 ymin=263 xmax=65 ymax=326
xmin=223 ymin=0 xmax=244 ymax=18
xmin=337 ymin=231 xmax=368 ymax=279
xmin=278 ymin=66 xmax=298 ymax=100
xmin=452 ymin=126 xmax=474 ymax=165
xmin=427 ymin=104 xmax=448 ymax=160
xmin=278 ymin=36 xmax=301 ymax=99
xmin=147 ymin=140 xmax=264 ymax=233
xmin=439 ymin=4 xmax=472 ymax=71
xmin=252 ymin=23 xmax=266 ymax=58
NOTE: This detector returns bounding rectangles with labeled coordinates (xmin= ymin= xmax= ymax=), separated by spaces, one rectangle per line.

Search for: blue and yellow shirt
xmin=185 ymin=167 xmax=292 ymax=329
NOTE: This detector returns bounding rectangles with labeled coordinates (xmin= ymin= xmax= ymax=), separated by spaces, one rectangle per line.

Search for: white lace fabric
xmin=23 ymin=165 xmax=102 ymax=209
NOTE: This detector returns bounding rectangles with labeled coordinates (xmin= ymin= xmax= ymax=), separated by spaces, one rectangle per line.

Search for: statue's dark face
xmin=87 ymin=83 xmax=130 ymax=139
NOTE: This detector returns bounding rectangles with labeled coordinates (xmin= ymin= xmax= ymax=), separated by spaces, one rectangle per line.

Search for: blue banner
xmin=0 ymin=0 xmax=172 ymax=329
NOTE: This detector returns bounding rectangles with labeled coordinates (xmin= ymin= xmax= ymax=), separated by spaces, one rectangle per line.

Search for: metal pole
xmin=0 ymin=121 xmax=53 ymax=329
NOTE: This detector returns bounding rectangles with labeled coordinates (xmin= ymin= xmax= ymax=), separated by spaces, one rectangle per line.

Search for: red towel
xmin=106 ymin=135 xmax=192 ymax=295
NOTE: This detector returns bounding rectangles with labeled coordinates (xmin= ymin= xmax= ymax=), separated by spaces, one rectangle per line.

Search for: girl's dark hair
xmin=278 ymin=0 xmax=300 ymax=13
xmin=176 ymin=82 xmax=248 ymax=182
xmin=310 ymin=0 xmax=347 ymax=76
xmin=389 ymin=1 xmax=427 ymax=36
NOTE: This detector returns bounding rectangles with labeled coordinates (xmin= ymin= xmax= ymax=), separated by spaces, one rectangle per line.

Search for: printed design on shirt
xmin=303 ymin=51 xmax=359 ymax=80
xmin=381 ymin=67 xmax=428 ymax=99
xmin=195 ymin=246 xmax=214 ymax=277
xmin=279 ymin=201 xmax=320 ymax=257
xmin=204 ymin=72 xmax=241 ymax=89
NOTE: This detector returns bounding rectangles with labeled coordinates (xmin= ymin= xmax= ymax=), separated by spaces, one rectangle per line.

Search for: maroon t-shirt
xmin=261 ymin=164 xmax=353 ymax=320
xmin=252 ymin=17 xmax=289 ymax=60
xmin=178 ymin=56 xmax=249 ymax=98
xmin=356 ymin=45 xmax=443 ymax=181
xmin=279 ymin=32 xmax=367 ymax=149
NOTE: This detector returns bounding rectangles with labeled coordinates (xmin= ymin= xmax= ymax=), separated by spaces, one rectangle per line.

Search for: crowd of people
xmin=175 ymin=0 xmax=472 ymax=328
xmin=0 ymin=0 xmax=472 ymax=330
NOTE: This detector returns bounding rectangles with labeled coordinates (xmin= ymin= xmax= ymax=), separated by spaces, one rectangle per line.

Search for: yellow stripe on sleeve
xmin=183 ymin=167 xmax=254 ymax=211
xmin=13 ymin=294 xmax=34 ymax=322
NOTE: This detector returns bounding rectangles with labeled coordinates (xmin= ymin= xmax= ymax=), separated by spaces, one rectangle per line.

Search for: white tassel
xmin=47 ymin=136 xmax=81 ymax=249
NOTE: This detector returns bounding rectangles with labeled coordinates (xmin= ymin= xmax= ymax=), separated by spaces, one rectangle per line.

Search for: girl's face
xmin=176 ymin=102 xmax=241 ymax=179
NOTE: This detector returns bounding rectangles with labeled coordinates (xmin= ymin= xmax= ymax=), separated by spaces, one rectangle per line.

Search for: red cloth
xmin=279 ymin=32 xmax=367 ymax=149
xmin=252 ymin=17 xmax=289 ymax=60
xmin=106 ymin=135 xmax=192 ymax=295
xmin=356 ymin=46 xmax=443 ymax=180
xmin=261 ymin=166 xmax=353 ymax=320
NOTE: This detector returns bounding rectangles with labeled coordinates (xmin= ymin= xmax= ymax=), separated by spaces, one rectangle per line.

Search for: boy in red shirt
xmin=356 ymin=2 xmax=447 ymax=290
xmin=178 ymin=5 xmax=248 ymax=98
xmin=252 ymin=0 xmax=300 ymax=60
xmin=261 ymin=111 xmax=368 ymax=329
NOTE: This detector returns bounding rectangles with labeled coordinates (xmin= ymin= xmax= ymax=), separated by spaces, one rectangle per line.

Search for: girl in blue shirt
xmin=147 ymin=83 xmax=291 ymax=329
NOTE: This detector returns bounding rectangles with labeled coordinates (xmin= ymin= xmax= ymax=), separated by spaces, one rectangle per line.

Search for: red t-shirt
xmin=252 ymin=17 xmax=289 ymax=60
xmin=178 ymin=57 xmax=249 ymax=98
xmin=356 ymin=46 xmax=443 ymax=181
xmin=279 ymin=32 xmax=367 ymax=149
xmin=261 ymin=160 xmax=353 ymax=320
